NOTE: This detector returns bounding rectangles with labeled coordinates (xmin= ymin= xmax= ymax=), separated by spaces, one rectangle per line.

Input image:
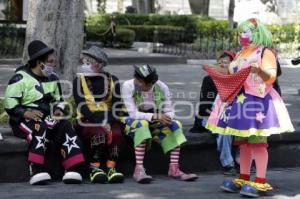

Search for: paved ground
xmin=1 ymin=168 xmax=300 ymax=199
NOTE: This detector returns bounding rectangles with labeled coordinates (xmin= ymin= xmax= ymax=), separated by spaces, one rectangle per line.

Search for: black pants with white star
xmin=12 ymin=119 xmax=85 ymax=170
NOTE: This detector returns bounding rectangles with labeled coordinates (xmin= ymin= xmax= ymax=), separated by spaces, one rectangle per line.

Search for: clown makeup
xmin=240 ymin=28 xmax=253 ymax=39
xmin=82 ymin=56 xmax=104 ymax=73
xmin=239 ymin=28 xmax=253 ymax=47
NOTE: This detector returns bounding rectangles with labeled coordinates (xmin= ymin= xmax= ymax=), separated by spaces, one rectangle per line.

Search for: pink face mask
xmin=239 ymin=36 xmax=251 ymax=47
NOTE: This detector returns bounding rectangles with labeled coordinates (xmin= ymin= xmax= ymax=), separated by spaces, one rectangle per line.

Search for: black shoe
xmin=29 ymin=164 xmax=51 ymax=185
xmin=189 ymin=117 xmax=208 ymax=133
xmin=291 ymin=56 xmax=300 ymax=65
xmin=90 ymin=167 xmax=107 ymax=183
xmin=107 ymin=168 xmax=124 ymax=183
xmin=222 ymin=166 xmax=238 ymax=176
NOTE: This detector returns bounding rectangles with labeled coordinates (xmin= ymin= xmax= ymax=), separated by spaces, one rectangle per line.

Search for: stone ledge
xmin=1 ymin=126 xmax=299 ymax=154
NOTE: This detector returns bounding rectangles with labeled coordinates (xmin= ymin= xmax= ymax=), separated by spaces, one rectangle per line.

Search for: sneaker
xmin=291 ymin=56 xmax=300 ymax=65
xmin=62 ymin=171 xmax=82 ymax=184
xmin=222 ymin=166 xmax=238 ymax=176
xmin=107 ymin=168 xmax=124 ymax=183
xmin=240 ymin=184 xmax=260 ymax=198
xmin=168 ymin=164 xmax=198 ymax=181
xmin=133 ymin=165 xmax=152 ymax=184
xmin=221 ymin=179 xmax=241 ymax=193
xmin=29 ymin=164 xmax=51 ymax=185
xmin=90 ymin=167 xmax=107 ymax=183
xmin=189 ymin=117 xmax=208 ymax=133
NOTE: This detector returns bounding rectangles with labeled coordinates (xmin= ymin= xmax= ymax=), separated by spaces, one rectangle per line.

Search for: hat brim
xmin=82 ymin=51 xmax=108 ymax=66
xmin=28 ymin=47 xmax=54 ymax=62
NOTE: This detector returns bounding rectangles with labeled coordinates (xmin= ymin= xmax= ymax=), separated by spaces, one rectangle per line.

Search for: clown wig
xmin=238 ymin=18 xmax=273 ymax=48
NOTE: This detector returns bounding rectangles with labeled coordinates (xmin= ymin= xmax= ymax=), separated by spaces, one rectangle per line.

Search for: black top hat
xmin=28 ymin=40 xmax=54 ymax=62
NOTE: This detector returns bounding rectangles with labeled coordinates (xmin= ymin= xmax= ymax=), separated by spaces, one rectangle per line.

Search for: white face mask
xmin=41 ymin=64 xmax=55 ymax=77
xmin=81 ymin=63 xmax=95 ymax=74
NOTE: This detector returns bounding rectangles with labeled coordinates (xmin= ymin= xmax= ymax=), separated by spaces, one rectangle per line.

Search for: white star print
xmin=63 ymin=134 xmax=80 ymax=154
xmin=35 ymin=131 xmax=48 ymax=150
xmin=256 ymin=112 xmax=266 ymax=123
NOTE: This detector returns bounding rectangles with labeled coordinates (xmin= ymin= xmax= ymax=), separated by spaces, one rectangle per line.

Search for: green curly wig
xmin=238 ymin=18 xmax=273 ymax=48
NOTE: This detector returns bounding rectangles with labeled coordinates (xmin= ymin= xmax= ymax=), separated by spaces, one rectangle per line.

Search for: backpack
xmin=261 ymin=47 xmax=282 ymax=96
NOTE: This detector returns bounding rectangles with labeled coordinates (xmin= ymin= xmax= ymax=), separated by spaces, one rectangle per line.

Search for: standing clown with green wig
xmin=205 ymin=18 xmax=294 ymax=197
xmin=121 ymin=64 xmax=198 ymax=184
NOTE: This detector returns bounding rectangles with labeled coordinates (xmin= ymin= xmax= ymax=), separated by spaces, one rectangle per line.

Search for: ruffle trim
xmin=205 ymin=123 xmax=294 ymax=137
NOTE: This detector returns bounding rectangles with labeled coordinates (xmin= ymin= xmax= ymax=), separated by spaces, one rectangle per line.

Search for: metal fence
xmin=153 ymin=29 xmax=300 ymax=59
xmin=0 ymin=26 xmax=26 ymax=58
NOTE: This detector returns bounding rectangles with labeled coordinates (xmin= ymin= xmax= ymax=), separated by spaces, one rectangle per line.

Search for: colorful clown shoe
xmin=168 ymin=164 xmax=198 ymax=181
xmin=107 ymin=168 xmax=124 ymax=183
xmin=62 ymin=171 xmax=82 ymax=184
xmin=221 ymin=178 xmax=248 ymax=193
xmin=29 ymin=164 xmax=51 ymax=185
xmin=90 ymin=167 xmax=107 ymax=183
xmin=240 ymin=182 xmax=273 ymax=198
xmin=133 ymin=165 xmax=153 ymax=184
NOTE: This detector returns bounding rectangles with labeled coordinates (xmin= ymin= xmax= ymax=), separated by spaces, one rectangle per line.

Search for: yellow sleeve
xmin=261 ymin=49 xmax=277 ymax=84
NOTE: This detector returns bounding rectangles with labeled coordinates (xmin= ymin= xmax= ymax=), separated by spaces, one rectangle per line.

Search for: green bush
xmin=114 ymin=28 xmax=135 ymax=48
xmin=84 ymin=14 xmax=222 ymax=44
xmin=86 ymin=14 xmax=110 ymax=27
xmin=85 ymin=13 xmax=209 ymax=33
xmin=268 ymin=24 xmax=300 ymax=44
xmin=85 ymin=25 xmax=135 ymax=48
xmin=85 ymin=13 xmax=300 ymax=47
xmin=114 ymin=14 xmax=149 ymax=25
xmin=85 ymin=25 xmax=108 ymax=41
xmin=0 ymin=25 xmax=26 ymax=58
xmin=120 ymin=25 xmax=191 ymax=43
xmin=120 ymin=25 xmax=154 ymax=41
xmin=196 ymin=20 xmax=233 ymax=35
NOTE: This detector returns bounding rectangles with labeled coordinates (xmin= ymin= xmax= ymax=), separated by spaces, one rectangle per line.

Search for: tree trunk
xmin=132 ymin=0 xmax=154 ymax=13
xmin=145 ymin=0 xmax=155 ymax=13
xmin=117 ymin=0 xmax=124 ymax=13
xmin=228 ymin=0 xmax=235 ymax=29
xmin=188 ymin=0 xmax=210 ymax=15
xmin=97 ymin=0 xmax=107 ymax=13
xmin=23 ymin=0 xmax=84 ymax=86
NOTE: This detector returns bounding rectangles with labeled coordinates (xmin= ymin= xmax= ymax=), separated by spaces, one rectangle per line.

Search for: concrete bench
xmin=1 ymin=126 xmax=300 ymax=183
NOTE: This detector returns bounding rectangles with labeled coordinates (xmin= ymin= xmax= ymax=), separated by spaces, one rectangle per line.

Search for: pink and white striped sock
xmin=135 ymin=142 xmax=146 ymax=166
xmin=170 ymin=147 xmax=180 ymax=165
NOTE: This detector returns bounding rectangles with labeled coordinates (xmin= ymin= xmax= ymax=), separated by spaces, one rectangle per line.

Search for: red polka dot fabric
xmin=203 ymin=64 xmax=251 ymax=103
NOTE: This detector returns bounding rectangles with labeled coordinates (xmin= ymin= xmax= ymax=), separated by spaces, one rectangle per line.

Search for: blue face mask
xmin=41 ymin=64 xmax=55 ymax=77
xmin=81 ymin=63 xmax=95 ymax=74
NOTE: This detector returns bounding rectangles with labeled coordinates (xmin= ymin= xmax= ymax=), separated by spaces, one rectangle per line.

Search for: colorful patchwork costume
xmin=121 ymin=64 xmax=198 ymax=183
xmin=205 ymin=19 xmax=294 ymax=197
